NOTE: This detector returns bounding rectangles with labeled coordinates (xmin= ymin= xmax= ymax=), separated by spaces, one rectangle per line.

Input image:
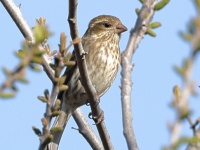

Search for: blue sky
xmin=0 ymin=0 xmax=199 ymax=150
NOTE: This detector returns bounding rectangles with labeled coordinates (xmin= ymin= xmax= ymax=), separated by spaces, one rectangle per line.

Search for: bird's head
xmin=85 ymin=15 xmax=127 ymax=40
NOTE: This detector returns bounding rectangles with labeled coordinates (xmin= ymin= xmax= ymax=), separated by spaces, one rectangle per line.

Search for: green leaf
xmin=64 ymin=61 xmax=76 ymax=66
xmin=34 ymin=25 xmax=50 ymax=44
xmin=64 ymin=52 xmax=73 ymax=62
xmin=50 ymin=127 xmax=63 ymax=133
xmin=31 ymin=56 xmax=43 ymax=64
xmin=138 ymin=0 xmax=144 ymax=4
xmin=32 ymin=126 xmax=41 ymax=136
xmin=18 ymin=77 xmax=29 ymax=83
xmin=15 ymin=49 xmax=28 ymax=59
xmin=173 ymin=66 xmax=185 ymax=78
xmin=135 ymin=8 xmax=140 ymax=15
xmin=37 ymin=96 xmax=48 ymax=103
xmin=2 ymin=67 xmax=12 ymax=76
xmin=155 ymin=0 xmax=170 ymax=11
xmin=173 ymin=85 xmax=182 ymax=100
xmin=29 ymin=64 xmax=42 ymax=72
xmin=149 ymin=22 xmax=161 ymax=29
xmin=42 ymin=134 xmax=53 ymax=145
xmin=59 ymin=32 xmax=67 ymax=53
xmin=58 ymin=76 xmax=66 ymax=85
xmin=59 ymin=85 xmax=68 ymax=91
xmin=33 ymin=50 xmax=44 ymax=57
xmin=0 ymin=92 xmax=15 ymax=98
xmin=53 ymin=99 xmax=61 ymax=111
xmin=52 ymin=111 xmax=61 ymax=117
xmin=179 ymin=32 xmax=192 ymax=41
xmin=146 ymin=29 xmax=156 ymax=37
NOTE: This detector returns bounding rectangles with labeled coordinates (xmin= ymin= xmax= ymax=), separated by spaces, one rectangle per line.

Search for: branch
xmin=72 ymin=108 xmax=104 ymax=150
xmin=39 ymin=54 xmax=64 ymax=149
xmin=165 ymin=1 xmax=200 ymax=149
xmin=68 ymin=0 xmax=113 ymax=149
xmin=1 ymin=0 xmax=33 ymax=41
xmin=38 ymin=87 xmax=59 ymax=150
xmin=1 ymin=0 xmax=54 ymax=82
xmin=121 ymin=0 xmax=157 ymax=150
xmin=0 ymin=1 xmax=103 ymax=150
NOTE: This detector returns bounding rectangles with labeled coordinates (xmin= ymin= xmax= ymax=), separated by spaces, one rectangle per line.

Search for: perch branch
xmin=68 ymin=0 xmax=113 ymax=149
xmin=73 ymin=108 xmax=104 ymax=150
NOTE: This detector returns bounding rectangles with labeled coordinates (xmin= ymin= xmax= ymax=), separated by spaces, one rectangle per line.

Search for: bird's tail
xmin=47 ymin=101 xmax=74 ymax=150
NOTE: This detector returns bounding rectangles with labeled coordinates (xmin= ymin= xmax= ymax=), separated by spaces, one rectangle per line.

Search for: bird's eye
xmin=103 ymin=23 xmax=112 ymax=28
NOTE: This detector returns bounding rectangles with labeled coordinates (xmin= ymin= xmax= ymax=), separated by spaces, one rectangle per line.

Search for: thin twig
xmin=0 ymin=65 xmax=24 ymax=92
xmin=68 ymin=0 xmax=113 ymax=150
xmin=39 ymin=85 xmax=60 ymax=150
xmin=121 ymin=0 xmax=157 ymax=150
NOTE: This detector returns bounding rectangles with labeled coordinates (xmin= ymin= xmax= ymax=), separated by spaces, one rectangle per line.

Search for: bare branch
xmin=121 ymin=0 xmax=157 ymax=150
xmin=68 ymin=0 xmax=113 ymax=149
xmin=73 ymin=108 xmax=104 ymax=150
xmin=1 ymin=0 xmax=33 ymax=41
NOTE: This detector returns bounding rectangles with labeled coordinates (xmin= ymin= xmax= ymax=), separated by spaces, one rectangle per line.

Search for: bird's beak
xmin=116 ymin=23 xmax=127 ymax=34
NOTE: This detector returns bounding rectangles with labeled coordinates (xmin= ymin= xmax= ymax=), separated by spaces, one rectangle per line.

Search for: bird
xmin=48 ymin=15 xmax=127 ymax=149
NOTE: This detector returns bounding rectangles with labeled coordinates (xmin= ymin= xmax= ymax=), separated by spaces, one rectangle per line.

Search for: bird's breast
xmin=85 ymin=40 xmax=120 ymax=96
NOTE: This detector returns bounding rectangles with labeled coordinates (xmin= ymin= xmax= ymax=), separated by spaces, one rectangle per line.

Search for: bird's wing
xmin=57 ymin=50 xmax=77 ymax=101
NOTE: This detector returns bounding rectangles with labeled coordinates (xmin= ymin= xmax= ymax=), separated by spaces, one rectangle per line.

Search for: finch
xmin=48 ymin=15 xmax=127 ymax=149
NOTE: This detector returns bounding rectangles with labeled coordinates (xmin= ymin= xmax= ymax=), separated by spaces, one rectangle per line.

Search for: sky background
xmin=0 ymin=0 xmax=200 ymax=150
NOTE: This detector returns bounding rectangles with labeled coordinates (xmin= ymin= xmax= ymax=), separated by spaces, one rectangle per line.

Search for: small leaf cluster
xmin=0 ymin=18 xmax=51 ymax=99
xmin=136 ymin=0 xmax=170 ymax=37
xmin=34 ymin=31 xmax=77 ymax=146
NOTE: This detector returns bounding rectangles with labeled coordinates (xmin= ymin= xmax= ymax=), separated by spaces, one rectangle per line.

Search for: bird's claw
xmin=81 ymin=52 xmax=88 ymax=59
xmin=88 ymin=110 xmax=104 ymax=124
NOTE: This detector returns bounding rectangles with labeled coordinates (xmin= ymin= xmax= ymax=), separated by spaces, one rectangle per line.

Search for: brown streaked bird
xmin=48 ymin=15 xmax=127 ymax=149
